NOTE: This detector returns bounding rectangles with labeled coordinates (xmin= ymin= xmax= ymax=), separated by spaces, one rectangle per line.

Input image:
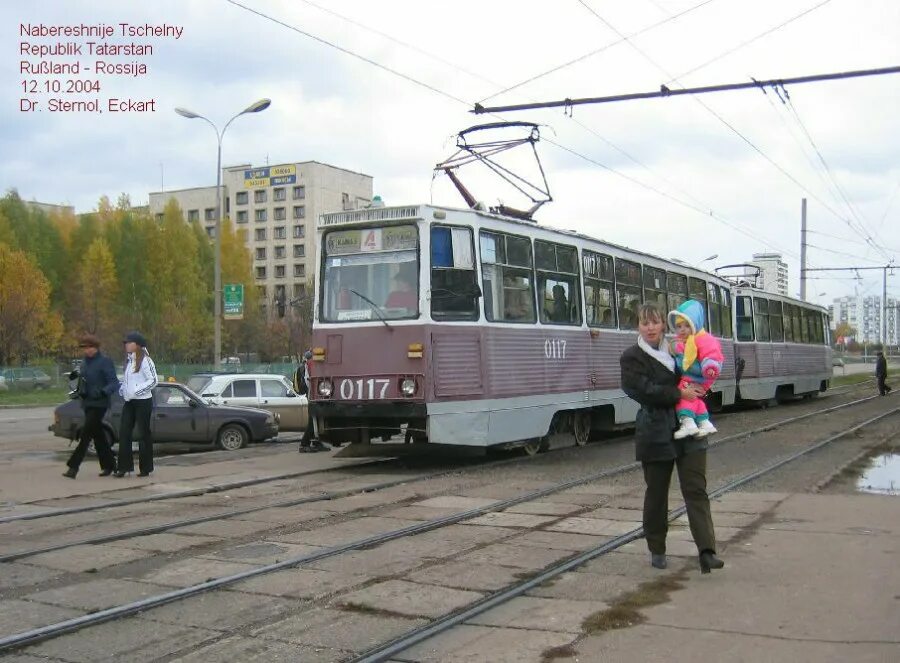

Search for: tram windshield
xmin=321 ymin=225 xmax=419 ymax=322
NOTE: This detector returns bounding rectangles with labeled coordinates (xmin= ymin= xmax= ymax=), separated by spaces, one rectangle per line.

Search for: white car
xmin=194 ymin=373 xmax=308 ymax=432
xmin=0 ymin=375 xmax=7 ymax=392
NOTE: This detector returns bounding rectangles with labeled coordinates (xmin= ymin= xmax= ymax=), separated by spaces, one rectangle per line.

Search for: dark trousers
xmin=117 ymin=398 xmax=154 ymax=473
xmin=642 ymin=450 xmax=717 ymax=555
xmin=877 ymin=375 xmax=891 ymax=396
xmin=300 ymin=416 xmax=316 ymax=446
xmin=67 ymin=407 xmax=115 ymax=472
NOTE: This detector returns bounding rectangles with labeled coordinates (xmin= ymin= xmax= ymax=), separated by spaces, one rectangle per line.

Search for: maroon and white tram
xmin=308 ymin=204 xmax=832 ymax=451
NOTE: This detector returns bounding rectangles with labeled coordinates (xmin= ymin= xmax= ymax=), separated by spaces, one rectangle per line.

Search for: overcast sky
xmin=3 ymin=0 xmax=899 ymax=302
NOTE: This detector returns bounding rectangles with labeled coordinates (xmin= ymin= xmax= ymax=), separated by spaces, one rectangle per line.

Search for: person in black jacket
xmin=63 ymin=334 xmax=120 ymax=478
xmin=875 ymin=352 xmax=891 ymax=396
xmin=619 ymin=303 xmax=725 ymax=574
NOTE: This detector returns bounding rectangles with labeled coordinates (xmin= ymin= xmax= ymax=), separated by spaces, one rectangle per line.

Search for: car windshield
xmin=321 ymin=224 xmax=419 ymax=322
xmin=186 ymin=375 xmax=213 ymax=394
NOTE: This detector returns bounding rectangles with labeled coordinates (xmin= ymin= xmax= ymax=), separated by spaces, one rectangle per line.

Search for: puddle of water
xmin=856 ymin=453 xmax=900 ymax=496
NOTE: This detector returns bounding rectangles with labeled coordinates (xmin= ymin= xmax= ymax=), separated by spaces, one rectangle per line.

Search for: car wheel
xmin=217 ymin=424 xmax=248 ymax=451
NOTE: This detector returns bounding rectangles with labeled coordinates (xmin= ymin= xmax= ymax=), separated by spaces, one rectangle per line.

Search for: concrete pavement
xmin=567 ymin=492 xmax=900 ymax=662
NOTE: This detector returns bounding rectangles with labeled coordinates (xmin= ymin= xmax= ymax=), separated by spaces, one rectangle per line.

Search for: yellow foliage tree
xmin=0 ymin=244 xmax=62 ymax=363
xmin=69 ymin=237 xmax=119 ymax=343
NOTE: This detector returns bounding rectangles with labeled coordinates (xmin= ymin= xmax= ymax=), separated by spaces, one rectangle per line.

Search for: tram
xmin=308 ymin=204 xmax=832 ymax=451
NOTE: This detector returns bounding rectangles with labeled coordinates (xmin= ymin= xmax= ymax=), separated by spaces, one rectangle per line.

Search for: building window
xmin=187 ymin=209 xmax=199 ymax=222
xmin=273 ymin=187 xmax=286 ymax=201
xmin=205 ymin=226 xmax=216 ymax=238
xmin=275 ymin=265 xmax=286 ymax=278
xmin=255 ymin=247 xmax=266 ymax=260
xmin=274 ymin=226 xmax=286 ymax=240
xmin=342 ymin=192 xmax=351 ymax=210
xmin=204 ymin=208 xmax=216 ymax=221
xmin=236 ymin=191 xmax=248 ymax=205
xmin=293 ymin=244 xmax=305 ymax=258
xmin=155 ymin=213 xmax=164 ymax=222
xmin=257 ymin=285 xmax=267 ymax=301
xmin=294 ymin=264 xmax=306 ymax=278
xmin=292 ymin=185 xmax=305 ymax=200
xmin=255 ymin=228 xmax=266 ymax=241
xmin=254 ymin=189 xmax=267 ymax=204
xmin=274 ymin=245 xmax=286 ymax=259
xmin=255 ymin=209 xmax=267 ymax=222
xmin=236 ymin=210 xmax=248 ymax=223
xmin=292 ymin=225 xmax=304 ymax=239
xmin=293 ymin=283 xmax=306 ymax=298
xmin=293 ymin=205 xmax=305 ymax=219
xmin=256 ymin=266 xmax=266 ymax=279
xmin=274 ymin=207 xmax=286 ymax=221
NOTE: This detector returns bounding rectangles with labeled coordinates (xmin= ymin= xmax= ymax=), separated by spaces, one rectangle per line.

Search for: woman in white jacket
xmin=115 ymin=331 xmax=158 ymax=477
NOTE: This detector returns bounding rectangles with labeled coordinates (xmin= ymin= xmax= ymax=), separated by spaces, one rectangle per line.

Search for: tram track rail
xmin=0 ymin=393 xmax=894 ymax=654
xmin=0 ymin=392 xmax=882 ymax=564
xmin=351 ymin=405 xmax=900 ymax=663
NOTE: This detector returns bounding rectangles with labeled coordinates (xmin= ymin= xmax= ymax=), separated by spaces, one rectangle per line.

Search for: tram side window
xmin=782 ymin=304 xmax=794 ymax=342
xmin=754 ymin=298 xmax=771 ymax=342
xmin=643 ymin=267 xmax=667 ymax=315
xmin=615 ymin=259 xmax=643 ymax=330
xmin=800 ymin=308 xmax=811 ymax=343
xmin=768 ymin=300 xmax=784 ymax=342
xmin=480 ymin=231 xmax=536 ymax=323
xmin=721 ymin=288 xmax=733 ymax=339
xmin=430 ymin=226 xmax=478 ymax=321
xmin=736 ymin=296 xmax=754 ymax=341
xmin=792 ymin=305 xmax=803 ymax=343
xmin=583 ymin=250 xmax=615 ymax=327
xmin=667 ymin=272 xmax=688 ymax=313
xmin=536 ymin=241 xmax=581 ymax=325
xmin=707 ymin=283 xmax=722 ymax=336
xmin=688 ymin=277 xmax=708 ymax=329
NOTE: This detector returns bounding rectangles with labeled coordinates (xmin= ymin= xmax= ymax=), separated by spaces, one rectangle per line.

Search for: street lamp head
xmin=174 ymin=107 xmax=201 ymax=119
xmin=242 ymin=98 xmax=271 ymax=114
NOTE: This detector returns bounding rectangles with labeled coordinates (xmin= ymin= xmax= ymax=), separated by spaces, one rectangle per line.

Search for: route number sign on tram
xmin=223 ymin=283 xmax=244 ymax=320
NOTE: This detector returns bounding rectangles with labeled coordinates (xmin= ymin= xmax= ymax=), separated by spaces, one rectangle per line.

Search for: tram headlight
xmin=400 ymin=377 xmax=417 ymax=397
xmin=317 ymin=379 xmax=334 ymax=398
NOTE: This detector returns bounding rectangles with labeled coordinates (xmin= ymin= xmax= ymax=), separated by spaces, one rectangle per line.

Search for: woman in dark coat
xmin=619 ymin=303 xmax=725 ymax=574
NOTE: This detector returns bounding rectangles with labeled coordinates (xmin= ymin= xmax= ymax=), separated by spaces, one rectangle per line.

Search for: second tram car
xmin=308 ymin=205 xmax=832 ymax=451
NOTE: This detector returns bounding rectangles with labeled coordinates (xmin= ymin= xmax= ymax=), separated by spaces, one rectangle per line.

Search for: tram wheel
xmin=573 ymin=412 xmax=590 ymax=447
xmin=521 ymin=436 xmax=550 ymax=456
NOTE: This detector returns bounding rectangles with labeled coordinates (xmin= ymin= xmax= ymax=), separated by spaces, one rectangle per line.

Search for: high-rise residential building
xmin=830 ymin=295 xmax=898 ymax=345
xmin=749 ymin=252 xmax=789 ymax=296
xmin=150 ymin=161 xmax=373 ymax=314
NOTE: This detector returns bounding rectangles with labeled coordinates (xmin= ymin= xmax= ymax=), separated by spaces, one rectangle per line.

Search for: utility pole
xmin=800 ymin=198 xmax=807 ymax=301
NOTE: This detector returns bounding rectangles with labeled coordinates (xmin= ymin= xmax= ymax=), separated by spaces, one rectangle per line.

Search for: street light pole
xmin=175 ymin=99 xmax=271 ymax=369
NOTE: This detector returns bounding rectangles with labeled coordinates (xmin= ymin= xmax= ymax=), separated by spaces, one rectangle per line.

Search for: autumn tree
xmin=833 ymin=321 xmax=856 ymax=344
xmin=68 ymin=237 xmax=119 ymax=343
xmin=0 ymin=244 xmax=63 ymax=364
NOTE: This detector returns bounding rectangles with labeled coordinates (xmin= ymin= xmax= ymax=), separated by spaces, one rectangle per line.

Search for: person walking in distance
xmin=619 ymin=303 xmax=725 ymax=574
xmin=63 ymin=334 xmax=120 ymax=478
xmin=875 ymin=351 xmax=891 ymax=396
xmin=115 ymin=332 xmax=158 ymax=477
xmin=296 ymin=350 xmax=327 ymax=452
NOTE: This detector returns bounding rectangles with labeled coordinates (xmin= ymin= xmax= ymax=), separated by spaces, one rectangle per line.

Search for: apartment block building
xmin=149 ymin=161 xmax=372 ymax=313
xmin=749 ymin=252 xmax=789 ymax=296
xmin=830 ymin=295 xmax=899 ymax=345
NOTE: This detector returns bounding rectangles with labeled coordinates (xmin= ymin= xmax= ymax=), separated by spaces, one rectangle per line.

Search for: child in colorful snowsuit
xmin=668 ymin=300 xmax=724 ymax=439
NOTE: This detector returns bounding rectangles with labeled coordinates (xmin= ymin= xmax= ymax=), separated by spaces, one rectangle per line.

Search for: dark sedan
xmin=50 ymin=383 xmax=279 ymax=451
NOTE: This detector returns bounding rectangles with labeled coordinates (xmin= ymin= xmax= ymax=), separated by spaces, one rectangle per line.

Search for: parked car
xmin=1 ymin=367 xmax=53 ymax=390
xmin=193 ymin=373 xmax=308 ymax=432
xmin=832 ymin=357 xmax=845 ymax=367
xmin=50 ymin=383 xmax=279 ymax=451
xmin=0 ymin=375 xmax=7 ymax=392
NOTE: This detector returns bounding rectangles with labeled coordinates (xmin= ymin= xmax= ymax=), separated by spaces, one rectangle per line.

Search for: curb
xmin=0 ymin=403 xmax=64 ymax=410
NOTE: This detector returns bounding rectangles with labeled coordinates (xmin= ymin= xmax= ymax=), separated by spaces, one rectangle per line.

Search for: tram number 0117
xmin=339 ymin=378 xmax=390 ymax=400
xmin=544 ymin=338 xmax=567 ymax=360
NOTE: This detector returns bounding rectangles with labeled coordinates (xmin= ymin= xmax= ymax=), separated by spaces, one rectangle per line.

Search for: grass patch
xmin=0 ymin=387 xmax=69 ymax=407
xmin=831 ymin=374 xmax=876 ymax=387
xmin=541 ymin=643 xmax=579 ymax=661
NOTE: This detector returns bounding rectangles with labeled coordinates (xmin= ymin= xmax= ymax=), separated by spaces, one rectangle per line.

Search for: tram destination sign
xmin=325 ymin=225 xmax=418 ymax=255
